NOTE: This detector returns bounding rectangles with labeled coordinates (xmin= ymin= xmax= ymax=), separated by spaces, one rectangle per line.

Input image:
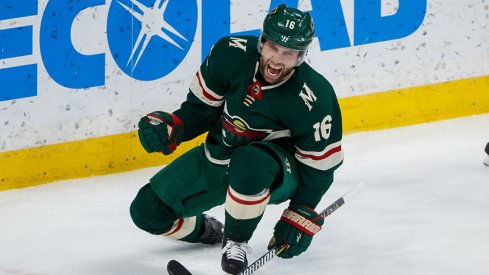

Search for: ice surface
xmin=1 ymin=114 xmax=488 ymax=275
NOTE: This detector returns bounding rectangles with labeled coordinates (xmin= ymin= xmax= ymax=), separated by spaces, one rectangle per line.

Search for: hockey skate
xmin=221 ymin=236 xmax=252 ymax=274
xmin=198 ymin=215 xmax=224 ymax=245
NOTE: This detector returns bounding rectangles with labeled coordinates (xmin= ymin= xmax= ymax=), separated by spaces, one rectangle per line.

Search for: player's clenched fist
xmin=138 ymin=111 xmax=183 ymax=155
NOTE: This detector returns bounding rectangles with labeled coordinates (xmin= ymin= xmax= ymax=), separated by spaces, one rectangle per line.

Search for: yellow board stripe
xmin=341 ymin=75 xmax=489 ymax=132
xmin=0 ymin=132 xmax=206 ymax=191
xmin=1 ymin=75 xmax=489 ymax=191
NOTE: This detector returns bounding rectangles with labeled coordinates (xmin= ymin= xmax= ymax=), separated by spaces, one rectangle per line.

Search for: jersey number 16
xmin=313 ymin=115 xmax=332 ymax=141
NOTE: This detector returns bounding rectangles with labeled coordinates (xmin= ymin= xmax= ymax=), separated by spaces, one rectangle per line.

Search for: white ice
xmin=1 ymin=114 xmax=489 ymax=275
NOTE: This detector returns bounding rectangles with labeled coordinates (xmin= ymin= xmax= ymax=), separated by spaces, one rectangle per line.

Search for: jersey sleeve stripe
xmin=295 ymin=141 xmax=344 ymax=171
xmin=196 ymin=71 xmax=221 ymax=101
xmin=189 ymin=69 xmax=224 ymax=107
xmin=297 ymin=144 xmax=342 ymax=160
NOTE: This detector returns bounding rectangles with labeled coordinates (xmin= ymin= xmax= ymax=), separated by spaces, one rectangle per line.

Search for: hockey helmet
xmin=260 ymin=4 xmax=315 ymax=51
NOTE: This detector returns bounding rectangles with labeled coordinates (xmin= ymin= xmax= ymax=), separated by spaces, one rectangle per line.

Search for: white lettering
xmin=229 ymin=37 xmax=247 ymax=52
xmin=299 ymin=83 xmax=317 ymax=111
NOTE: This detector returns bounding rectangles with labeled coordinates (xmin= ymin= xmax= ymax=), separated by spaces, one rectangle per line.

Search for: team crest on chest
xmin=243 ymin=81 xmax=263 ymax=107
xmin=221 ymin=112 xmax=271 ymax=147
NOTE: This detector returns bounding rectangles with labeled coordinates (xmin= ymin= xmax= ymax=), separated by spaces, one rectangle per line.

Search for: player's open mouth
xmin=266 ymin=64 xmax=282 ymax=77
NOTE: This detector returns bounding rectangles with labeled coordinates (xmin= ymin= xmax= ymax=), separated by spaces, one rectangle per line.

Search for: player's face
xmin=259 ymin=41 xmax=301 ymax=84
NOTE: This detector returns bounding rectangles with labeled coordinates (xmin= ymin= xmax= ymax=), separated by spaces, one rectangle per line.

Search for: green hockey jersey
xmin=173 ymin=36 xmax=343 ymax=208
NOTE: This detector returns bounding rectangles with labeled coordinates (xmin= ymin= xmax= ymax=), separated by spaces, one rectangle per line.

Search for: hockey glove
xmin=268 ymin=204 xmax=324 ymax=258
xmin=138 ymin=111 xmax=183 ymax=155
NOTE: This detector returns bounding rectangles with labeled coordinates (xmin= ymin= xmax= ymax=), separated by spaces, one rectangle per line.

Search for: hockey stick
xmin=237 ymin=182 xmax=365 ymax=275
xmin=167 ymin=182 xmax=365 ymax=275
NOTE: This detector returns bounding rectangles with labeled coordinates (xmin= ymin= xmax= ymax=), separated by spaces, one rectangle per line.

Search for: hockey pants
xmin=130 ymin=142 xmax=298 ymax=242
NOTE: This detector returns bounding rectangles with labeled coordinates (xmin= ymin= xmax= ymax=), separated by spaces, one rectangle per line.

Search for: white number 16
xmin=312 ymin=115 xmax=332 ymax=141
xmin=285 ymin=20 xmax=295 ymax=29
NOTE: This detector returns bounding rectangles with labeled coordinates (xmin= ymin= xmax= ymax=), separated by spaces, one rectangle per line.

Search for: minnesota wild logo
xmin=221 ymin=113 xmax=271 ymax=146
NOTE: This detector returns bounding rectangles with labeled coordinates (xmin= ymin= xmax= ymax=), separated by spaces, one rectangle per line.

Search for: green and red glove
xmin=268 ymin=204 xmax=324 ymax=258
xmin=138 ymin=111 xmax=183 ymax=155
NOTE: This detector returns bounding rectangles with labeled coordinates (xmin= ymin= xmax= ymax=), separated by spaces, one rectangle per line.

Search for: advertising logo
xmin=1 ymin=0 xmax=427 ymax=102
xmin=107 ymin=0 xmax=197 ymax=80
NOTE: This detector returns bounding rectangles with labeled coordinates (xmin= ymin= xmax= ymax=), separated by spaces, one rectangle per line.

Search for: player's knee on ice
xmin=130 ymin=183 xmax=178 ymax=235
xmin=228 ymin=144 xmax=281 ymax=195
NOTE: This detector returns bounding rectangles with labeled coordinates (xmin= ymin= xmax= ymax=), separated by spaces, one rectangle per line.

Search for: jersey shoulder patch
xmin=292 ymin=65 xmax=337 ymax=114
xmin=228 ymin=36 xmax=249 ymax=52
xmin=210 ymin=36 xmax=259 ymax=62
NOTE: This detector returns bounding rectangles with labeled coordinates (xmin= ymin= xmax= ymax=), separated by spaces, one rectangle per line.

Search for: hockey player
xmin=130 ymin=4 xmax=344 ymax=274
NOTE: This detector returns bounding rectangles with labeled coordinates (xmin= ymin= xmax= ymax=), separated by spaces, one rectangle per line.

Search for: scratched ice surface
xmin=1 ymin=114 xmax=488 ymax=275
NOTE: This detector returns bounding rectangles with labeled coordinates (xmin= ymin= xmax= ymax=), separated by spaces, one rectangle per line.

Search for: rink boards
xmin=1 ymin=0 xmax=489 ymax=189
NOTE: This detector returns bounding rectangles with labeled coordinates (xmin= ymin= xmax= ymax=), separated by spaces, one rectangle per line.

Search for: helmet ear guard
xmin=259 ymin=4 xmax=315 ymax=66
